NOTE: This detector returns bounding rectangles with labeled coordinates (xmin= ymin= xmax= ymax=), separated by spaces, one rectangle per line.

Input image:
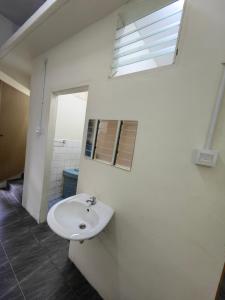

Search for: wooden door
xmin=0 ymin=81 xmax=29 ymax=181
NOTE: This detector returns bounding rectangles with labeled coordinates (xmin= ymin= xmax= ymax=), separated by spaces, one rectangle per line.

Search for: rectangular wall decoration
xmin=84 ymin=119 xmax=138 ymax=171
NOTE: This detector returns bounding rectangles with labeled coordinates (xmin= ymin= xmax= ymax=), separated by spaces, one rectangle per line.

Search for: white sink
xmin=47 ymin=193 xmax=114 ymax=241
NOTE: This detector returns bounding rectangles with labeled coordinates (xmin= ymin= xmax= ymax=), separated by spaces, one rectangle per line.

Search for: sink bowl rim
xmin=47 ymin=193 xmax=114 ymax=241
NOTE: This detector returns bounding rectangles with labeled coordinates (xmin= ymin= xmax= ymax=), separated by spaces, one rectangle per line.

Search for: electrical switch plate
xmin=192 ymin=149 xmax=218 ymax=167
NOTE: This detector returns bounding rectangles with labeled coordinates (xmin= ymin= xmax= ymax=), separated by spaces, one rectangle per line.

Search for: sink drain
xmin=79 ymin=223 xmax=86 ymax=230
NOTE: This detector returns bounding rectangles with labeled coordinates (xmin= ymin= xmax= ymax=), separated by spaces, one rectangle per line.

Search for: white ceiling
xmin=0 ymin=0 xmax=47 ymax=26
xmin=0 ymin=0 xmax=127 ymax=88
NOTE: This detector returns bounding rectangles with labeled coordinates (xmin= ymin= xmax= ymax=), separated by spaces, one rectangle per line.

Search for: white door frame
xmin=39 ymin=85 xmax=89 ymax=222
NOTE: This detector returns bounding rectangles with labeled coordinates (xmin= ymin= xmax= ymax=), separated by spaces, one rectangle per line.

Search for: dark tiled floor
xmin=0 ymin=181 xmax=102 ymax=300
xmin=217 ymin=265 xmax=225 ymax=300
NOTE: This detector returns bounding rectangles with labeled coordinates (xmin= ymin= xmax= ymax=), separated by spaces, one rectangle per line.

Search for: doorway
xmin=0 ymin=80 xmax=29 ymax=188
xmin=47 ymin=90 xmax=88 ymax=210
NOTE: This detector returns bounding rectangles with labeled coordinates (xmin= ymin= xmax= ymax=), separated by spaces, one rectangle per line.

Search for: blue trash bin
xmin=63 ymin=168 xmax=79 ymax=199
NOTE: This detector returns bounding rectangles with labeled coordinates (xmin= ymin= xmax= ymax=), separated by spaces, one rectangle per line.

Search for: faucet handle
xmin=86 ymin=196 xmax=96 ymax=205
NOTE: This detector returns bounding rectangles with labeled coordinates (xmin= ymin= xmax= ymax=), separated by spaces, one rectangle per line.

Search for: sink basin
xmin=47 ymin=193 xmax=114 ymax=241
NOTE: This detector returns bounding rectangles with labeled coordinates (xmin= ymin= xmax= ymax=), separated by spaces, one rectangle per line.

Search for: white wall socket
xmin=192 ymin=149 xmax=218 ymax=167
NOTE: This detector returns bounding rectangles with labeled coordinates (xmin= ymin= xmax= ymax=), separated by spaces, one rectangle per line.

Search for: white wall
xmin=22 ymin=0 xmax=225 ymax=299
xmin=48 ymin=93 xmax=87 ymax=200
xmin=0 ymin=14 xmax=18 ymax=47
xmin=55 ymin=93 xmax=87 ymax=140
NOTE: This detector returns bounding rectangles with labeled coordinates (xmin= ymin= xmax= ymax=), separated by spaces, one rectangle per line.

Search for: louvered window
xmin=85 ymin=119 xmax=138 ymax=170
xmin=112 ymin=0 xmax=185 ymax=77
xmin=94 ymin=120 xmax=119 ymax=164
xmin=115 ymin=121 xmax=138 ymax=170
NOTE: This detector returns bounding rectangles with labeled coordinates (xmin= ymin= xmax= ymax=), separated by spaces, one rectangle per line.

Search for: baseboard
xmin=8 ymin=173 xmax=24 ymax=181
xmin=0 ymin=172 xmax=23 ymax=188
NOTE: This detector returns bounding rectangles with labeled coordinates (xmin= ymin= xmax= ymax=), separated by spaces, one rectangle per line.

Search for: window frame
xmin=114 ymin=120 xmax=138 ymax=171
xmin=93 ymin=120 xmax=121 ymax=165
xmin=84 ymin=119 xmax=138 ymax=171
xmin=110 ymin=0 xmax=186 ymax=78
xmin=85 ymin=119 xmax=99 ymax=159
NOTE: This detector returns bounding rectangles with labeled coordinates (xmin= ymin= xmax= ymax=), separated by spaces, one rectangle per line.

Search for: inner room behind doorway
xmin=48 ymin=92 xmax=88 ymax=209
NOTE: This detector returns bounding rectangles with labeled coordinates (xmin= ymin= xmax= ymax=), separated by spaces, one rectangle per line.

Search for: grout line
xmin=0 ymin=240 xmax=26 ymax=300
xmin=31 ymin=232 xmax=40 ymax=244
xmin=18 ymin=259 xmax=49 ymax=285
xmin=10 ymin=190 xmax=22 ymax=205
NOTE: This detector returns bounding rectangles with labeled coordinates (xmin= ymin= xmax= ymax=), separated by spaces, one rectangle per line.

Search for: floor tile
xmin=0 ymin=284 xmax=24 ymax=300
xmin=217 ymin=279 xmax=225 ymax=300
xmin=10 ymin=243 xmax=49 ymax=282
xmin=2 ymin=230 xmax=38 ymax=261
xmin=0 ymin=181 xmax=102 ymax=300
xmin=16 ymin=208 xmax=38 ymax=231
xmin=0 ymin=244 xmax=8 ymax=267
xmin=0 ymin=205 xmax=20 ymax=228
xmin=59 ymin=260 xmax=88 ymax=290
xmin=6 ymin=180 xmax=23 ymax=201
xmin=0 ymin=218 xmax=29 ymax=243
xmin=74 ymin=282 xmax=102 ymax=300
xmin=42 ymin=233 xmax=69 ymax=263
xmin=31 ymin=222 xmax=54 ymax=242
xmin=0 ymin=196 xmax=16 ymax=212
xmin=43 ymin=234 xmax=72 ymax=277
xmin=47 ymin=284 xmax=79 ymax=300
xmin=20 ymin=260 xmax=71 ymax=300
xmin=59 ymin=260 xmax=102 ymax=300
xmin=0 ymin=262 xmax=18 ymax=298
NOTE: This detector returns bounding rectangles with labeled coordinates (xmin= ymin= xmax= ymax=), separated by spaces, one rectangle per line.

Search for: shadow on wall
xmin=69 ymin=214 xmax=145 ymax=300
xmin=69 ymin=216 xmax=120 ymax=299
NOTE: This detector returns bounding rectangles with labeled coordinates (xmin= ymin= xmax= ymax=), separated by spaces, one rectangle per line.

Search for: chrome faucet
xmin=86 ymin=196 xmax=96 ymax=206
